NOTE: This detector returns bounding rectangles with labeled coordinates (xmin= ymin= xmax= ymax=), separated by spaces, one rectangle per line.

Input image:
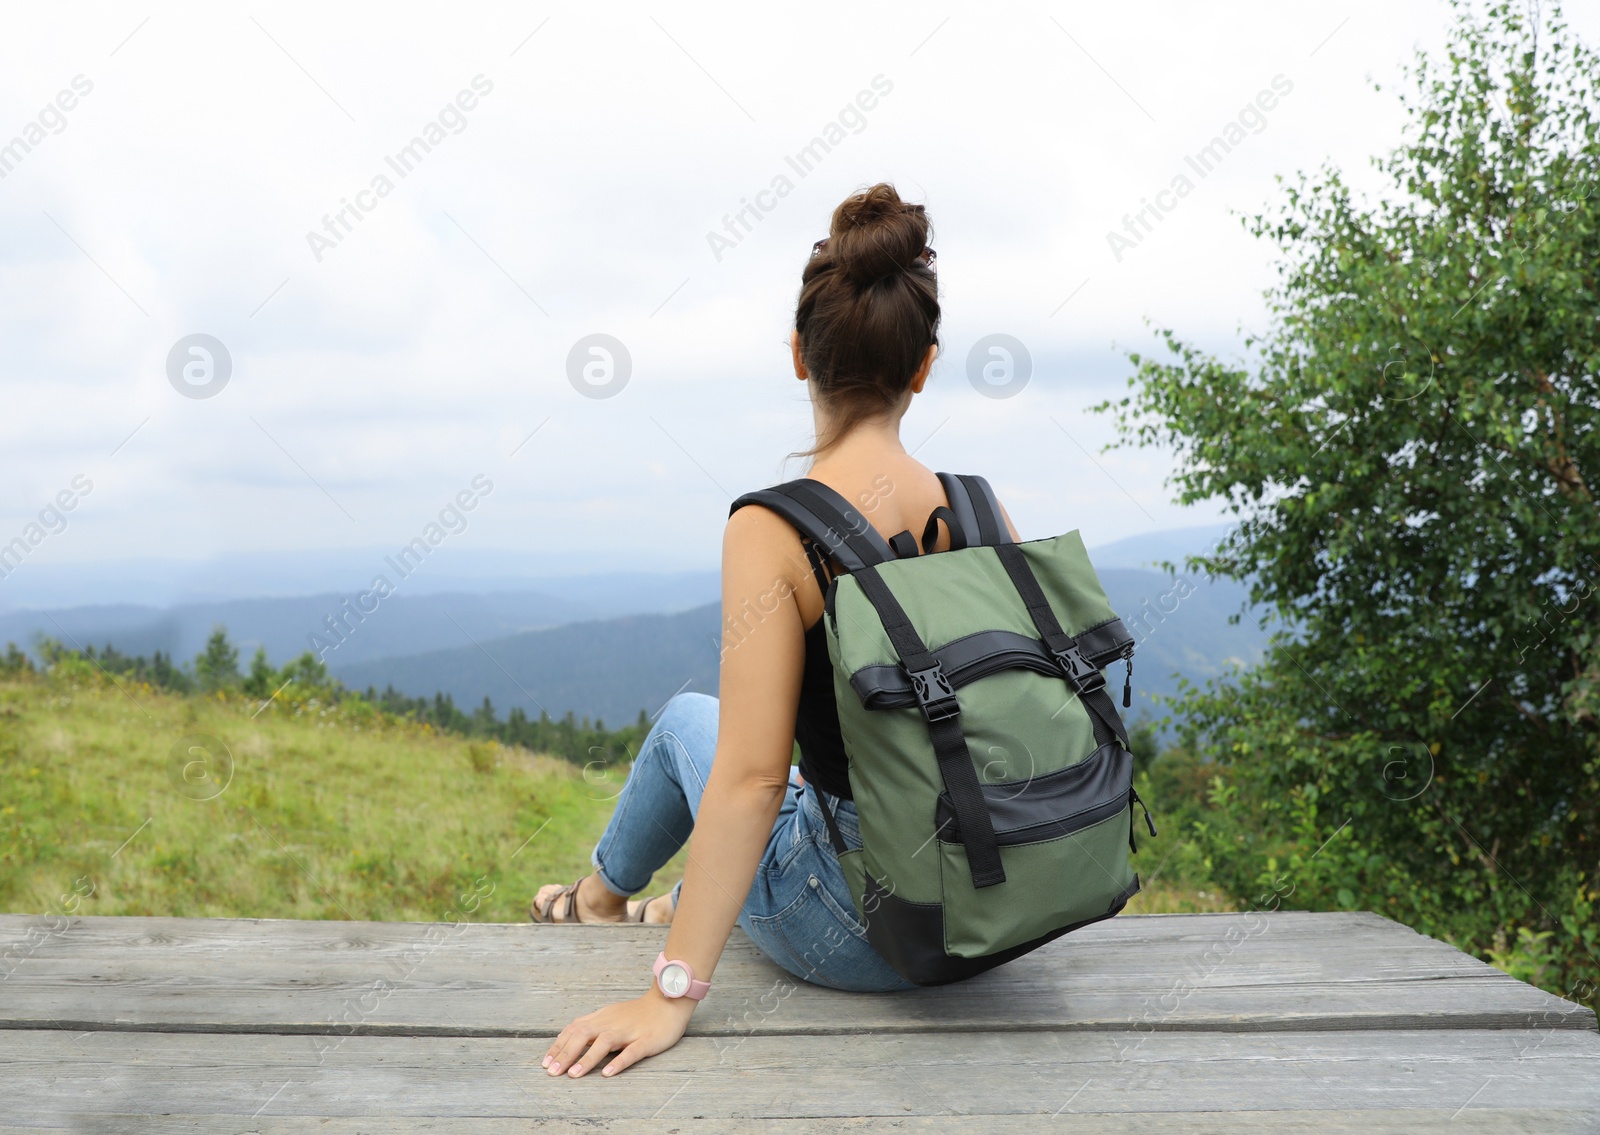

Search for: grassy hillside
xmin=0 ymin=665 xmax=688 ymax=923
xmin=0 ymin=663 xmax=1222 ymax=923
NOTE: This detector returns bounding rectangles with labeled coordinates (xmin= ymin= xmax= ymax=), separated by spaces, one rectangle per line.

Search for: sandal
xmin=529 ymin=874 xmax=588 ymax=924
xmin=528 ymin=873 xmax=666 ymax=924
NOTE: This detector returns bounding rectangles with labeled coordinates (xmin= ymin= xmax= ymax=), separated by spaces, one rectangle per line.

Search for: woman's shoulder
xmin=725 ymin=492 xmax=803 ymax=536
xmin=723 ymin=495 xmax=809 ymax=572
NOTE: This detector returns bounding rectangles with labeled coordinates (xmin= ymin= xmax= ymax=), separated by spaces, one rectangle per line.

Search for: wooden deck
xmin=2 ymin=910 xmax=1597 ymax=1132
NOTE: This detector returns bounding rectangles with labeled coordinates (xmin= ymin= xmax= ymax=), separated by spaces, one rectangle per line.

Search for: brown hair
xmin=793 ymin=183 xmax=940 ymax=458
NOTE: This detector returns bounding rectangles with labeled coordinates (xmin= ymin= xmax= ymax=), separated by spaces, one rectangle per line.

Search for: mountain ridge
xmin=330 ymin=568 xmax=1267 ymax=727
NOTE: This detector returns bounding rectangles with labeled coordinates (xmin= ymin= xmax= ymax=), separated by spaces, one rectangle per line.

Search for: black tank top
xmin=796 ymin=614 xmax=852 ymax=799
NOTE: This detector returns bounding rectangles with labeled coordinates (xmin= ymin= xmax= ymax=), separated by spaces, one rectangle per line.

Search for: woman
xmin=532 ymin=183 xmax=1019 ymax=1080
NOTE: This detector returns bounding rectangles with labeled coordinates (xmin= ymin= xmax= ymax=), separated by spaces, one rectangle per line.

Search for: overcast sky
xmin=5 ymin=1 xmax=1592 ymax=593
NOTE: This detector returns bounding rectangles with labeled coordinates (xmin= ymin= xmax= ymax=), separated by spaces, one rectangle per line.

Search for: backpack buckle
xmin=905 ymin=663 xmax=960 ymax=722
xmin=1053 ymin=646 xmax=1106 ymax=695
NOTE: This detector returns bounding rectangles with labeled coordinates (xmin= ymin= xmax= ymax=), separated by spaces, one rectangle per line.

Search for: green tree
xmin=276 ymin=650 xmax=330 ymax=690
xmin=471 ymin=696 xmax=499 ymax=735
xmin=193 ymin=627 xmax=241 ymax=692
xmin=0 ymin=643 xmax=32 ymax=677
xmin=1098 ymin=0 xmax=1599 ymax=1007
xmin=149 ymin=649 xmax=192 ymax=693
xmin=242 ymin=646 xmax=275 ymax=698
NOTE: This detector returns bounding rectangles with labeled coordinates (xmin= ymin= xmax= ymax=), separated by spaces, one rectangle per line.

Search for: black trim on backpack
xmin=861 ymin=870 xmax=1141 ymax=986
xmin=933 ymin=742 xmax=1131 ymax=847
xmin=849 ymin=622 xmax=1135 ymax=710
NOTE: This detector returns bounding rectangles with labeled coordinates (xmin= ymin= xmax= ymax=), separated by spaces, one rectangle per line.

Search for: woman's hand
xmin=543 ymin=988 xmax=698 ymax=1078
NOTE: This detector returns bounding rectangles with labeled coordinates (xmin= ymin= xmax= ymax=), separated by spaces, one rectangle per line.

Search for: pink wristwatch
xmin=653 ymin=951 xmax=711 ymax=1001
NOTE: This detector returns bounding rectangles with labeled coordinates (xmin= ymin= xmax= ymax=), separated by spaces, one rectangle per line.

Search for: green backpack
xmin=732 ymin=473 xmax=1153 ymax=986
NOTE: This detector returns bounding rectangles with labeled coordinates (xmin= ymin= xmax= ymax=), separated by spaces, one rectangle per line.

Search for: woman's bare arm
xmin=659 ymin=504 xmax=810 ymax=979
xmin=542 ymin=503 xmax=808 ymax=1079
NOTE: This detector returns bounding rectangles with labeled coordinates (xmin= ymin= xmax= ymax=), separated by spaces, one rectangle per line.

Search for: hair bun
xmin=828 ymin=184 xmax=930 ymax=288
xmin=792 ymin=182 xmax=941 ymax=459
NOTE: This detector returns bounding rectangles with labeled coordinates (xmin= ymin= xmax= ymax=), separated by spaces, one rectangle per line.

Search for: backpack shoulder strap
xmin=937 ymin=472 xmax=1012 ymax=546
xmin=729 ymin=478 xmax=895 ymax=572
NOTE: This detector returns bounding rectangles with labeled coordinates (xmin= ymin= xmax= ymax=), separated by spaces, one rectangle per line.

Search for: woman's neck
xmin=808 ymin=406 xmax=911 ymax=476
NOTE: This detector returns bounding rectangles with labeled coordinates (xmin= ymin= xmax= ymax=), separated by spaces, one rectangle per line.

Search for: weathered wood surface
xmin=16 ymin=1117 xmax=1600 ymax=1135
xmin=1 ymin=911 xmax=1591 ymax=1035
xmin=2 ymin=910 xmax=1597 ymax=1131
xmin=8 ymin=1030 xmax=1600 ymax=1133
xmin=20 ymin=1117 xmax=1600 ymax=1135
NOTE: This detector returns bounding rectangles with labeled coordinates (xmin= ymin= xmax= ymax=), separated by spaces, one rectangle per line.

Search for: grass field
xmin=0 ymin=667 xmax=1223 ymax=924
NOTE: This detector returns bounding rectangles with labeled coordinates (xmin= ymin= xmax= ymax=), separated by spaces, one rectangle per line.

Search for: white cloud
xmin=4 ymin=1 xmax=1586 ymax=596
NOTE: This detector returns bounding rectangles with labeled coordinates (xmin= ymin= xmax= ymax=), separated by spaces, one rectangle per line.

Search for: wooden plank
xmin=28 ymin=1111 xmax=1600 ymax=1134
xmin=5 ymin=1028 xmax=1598 ymax=1128
xmin=1 ymin=912 xmax=1590 ymax=1036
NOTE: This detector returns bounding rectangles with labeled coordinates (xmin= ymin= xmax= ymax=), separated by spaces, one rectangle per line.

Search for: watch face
xmin=659 ymin=962 xmax=690 ymax=998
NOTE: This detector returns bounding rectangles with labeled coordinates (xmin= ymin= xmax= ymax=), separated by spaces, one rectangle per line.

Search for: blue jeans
xmin=590 ymin=692 xmax=916 ymax=993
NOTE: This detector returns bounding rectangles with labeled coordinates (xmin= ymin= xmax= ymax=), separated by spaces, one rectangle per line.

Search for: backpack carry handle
xmin=921 ymin=506 xmax=966 ymax=554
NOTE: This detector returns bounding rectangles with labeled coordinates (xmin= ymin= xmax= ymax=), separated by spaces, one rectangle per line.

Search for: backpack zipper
xmin=1130 ymin=786 xmax=1157 ymax=837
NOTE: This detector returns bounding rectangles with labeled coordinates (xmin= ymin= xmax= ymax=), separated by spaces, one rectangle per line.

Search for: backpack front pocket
xmin=935 ymin=742 xmax=1140 ymax=958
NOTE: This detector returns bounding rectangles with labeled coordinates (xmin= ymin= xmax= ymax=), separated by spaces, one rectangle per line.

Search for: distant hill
xmin=0 ymin=572 xmax=722 ymax=669
xmin=1097 ymin=569 xmax=1266 ymax=721
xmin=0 ymin=591 xmax=587 ymax=669
xmin=334 ymin=605 xmax=724 ymax=729
xmin=0 ymin=546 xmax=718 ymax=609
xmin=333 ymin=568 xmax=1268 ymax=728
xmin=2 ymin=526 xmax=1268 ymax=729
xmin=1088 ymin=523 xmax=1237 ymax=572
